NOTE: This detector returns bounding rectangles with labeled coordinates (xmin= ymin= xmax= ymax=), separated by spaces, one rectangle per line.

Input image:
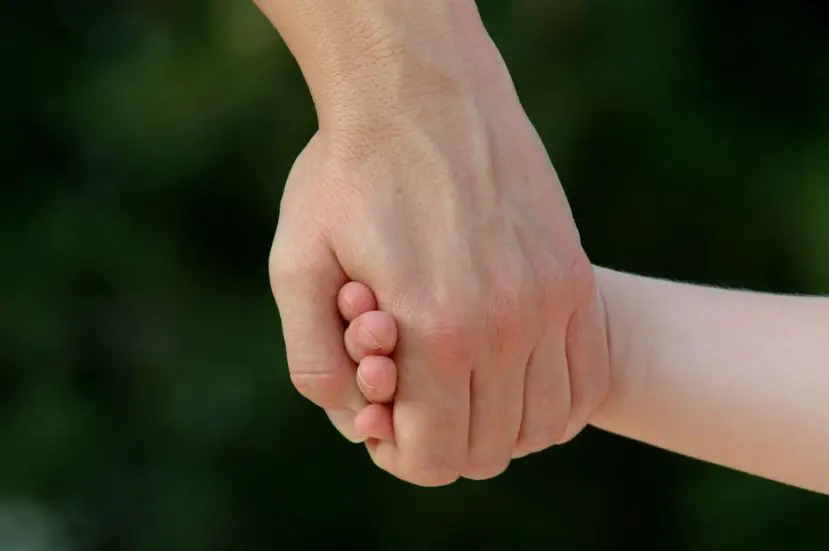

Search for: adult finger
xmin=326 ymin=410 xmax=364 ymax=444
xmin=463 ymin=355 xmax=525 ymax=479
xmin=355 ymin=403 xmax=395 ymax=441
xmin=366 ymin=312 xmax=471 ymax=487
xmin=269 ymin=237 xmax=366 ymax=439
xmin=560 ymin=294 xmax=611 ymax=444
xmin=514 ymin=326 xmax=571 ymax=458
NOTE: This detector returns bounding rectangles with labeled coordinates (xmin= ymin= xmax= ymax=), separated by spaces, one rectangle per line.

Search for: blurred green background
xmin=3 ymin=0 xmax=828 ymax=549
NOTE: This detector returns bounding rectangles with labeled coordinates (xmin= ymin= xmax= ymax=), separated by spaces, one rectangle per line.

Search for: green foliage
xmin=3 ymin=0 xmax=828 ymax=549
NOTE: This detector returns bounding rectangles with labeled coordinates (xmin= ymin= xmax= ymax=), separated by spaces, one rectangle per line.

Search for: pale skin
xmin=340 ymin=271 xmax=829 ymax=496
xmin=254 ymin=1 xmax=829 ymax=492
xmin=257 ymin=0 xmax=610 ymax=486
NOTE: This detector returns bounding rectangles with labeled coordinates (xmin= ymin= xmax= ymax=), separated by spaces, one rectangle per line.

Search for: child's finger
xmin=338 ymin=281 xmax=377 ymax=322
xmin=355 ymin=404 xmax=394 ymax=441
xmin=344 ymin=311 xmax=398 ymax=363
xmin=357 ymin=356 xmax=398 ymax=403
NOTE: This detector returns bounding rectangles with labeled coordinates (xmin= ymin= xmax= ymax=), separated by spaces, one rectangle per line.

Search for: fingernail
xmin=360 ymin=324 xmax=382 ymax=351
xmin=342 ymin=294 xmax=357 ymax=315
xmin=357 ymin=370 xmax=376 ymax=391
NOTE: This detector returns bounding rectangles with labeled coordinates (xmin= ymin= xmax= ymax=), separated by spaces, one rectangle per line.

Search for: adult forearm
xmin=591 ymin=267 xmax=829 ymax=495
xmin=254 ymin=0 xmax=507 ymax=137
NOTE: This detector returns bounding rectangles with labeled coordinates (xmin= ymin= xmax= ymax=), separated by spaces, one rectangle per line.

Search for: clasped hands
xmin=268 ymin=94 xmax=610 ymax=488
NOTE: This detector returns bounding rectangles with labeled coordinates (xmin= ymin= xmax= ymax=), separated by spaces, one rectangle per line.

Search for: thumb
xmin=269 ymin=233 xmax=367 ymax=441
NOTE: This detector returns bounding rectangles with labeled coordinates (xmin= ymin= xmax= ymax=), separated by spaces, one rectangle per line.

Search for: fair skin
xmin=256 ymin=0 xmax=610 ymax=486
xmin=340 ymin=271 xmax=829 ymax=496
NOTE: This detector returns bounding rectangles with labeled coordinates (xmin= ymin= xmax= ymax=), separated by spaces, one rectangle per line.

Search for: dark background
xmin=3 ymin=0 xmax=828 ymax=549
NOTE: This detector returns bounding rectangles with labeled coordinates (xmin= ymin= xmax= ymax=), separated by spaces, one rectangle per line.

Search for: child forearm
xmin=591 ymin=267 xmax=829 ymax=495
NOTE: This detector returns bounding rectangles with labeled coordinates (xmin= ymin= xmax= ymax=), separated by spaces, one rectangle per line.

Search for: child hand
xmin=338 ymin=281 xmax=399 ymax=443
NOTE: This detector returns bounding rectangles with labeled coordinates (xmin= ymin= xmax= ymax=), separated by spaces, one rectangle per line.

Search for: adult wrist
xmin=260 ymin=0 xmax=510 ymax=139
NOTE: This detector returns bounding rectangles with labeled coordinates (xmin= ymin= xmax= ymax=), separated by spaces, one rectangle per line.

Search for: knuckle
xmin=486 ymin=282 xmax=525 ymax=345
xmin=267 ymin=236 xmax=329 ymax=296
xmin=418 ymin=307 xmax=473 ymax=358
xmin=268 ymin=235 xmax=298 ymax=276
xmin=422 ymin=303 xmax=467 ymax=335
xmin=423 ymin=323 xmax=466 ymax=352
xmin=537 ymin=247 xmax=595 ymax=310
xmin=268 ymin=247 xmax=302 ymax=295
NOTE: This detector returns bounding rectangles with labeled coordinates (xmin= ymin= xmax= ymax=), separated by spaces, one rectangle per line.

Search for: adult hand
xmin=260 ymin=0 xmax=610 ymax=486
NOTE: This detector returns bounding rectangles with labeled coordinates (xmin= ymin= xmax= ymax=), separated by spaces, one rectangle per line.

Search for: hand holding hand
xmin=262 ymin=0 xmax=610 ymax=486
